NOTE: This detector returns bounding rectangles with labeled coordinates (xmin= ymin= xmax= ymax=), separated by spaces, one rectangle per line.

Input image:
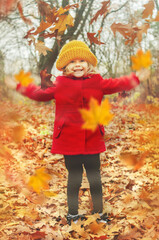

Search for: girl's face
xmin=66 ymin=59 xmax=88 ymax=78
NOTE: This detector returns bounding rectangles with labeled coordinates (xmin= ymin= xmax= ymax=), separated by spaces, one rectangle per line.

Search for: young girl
xmin=15 ymin=40 xmax=140 ymax=225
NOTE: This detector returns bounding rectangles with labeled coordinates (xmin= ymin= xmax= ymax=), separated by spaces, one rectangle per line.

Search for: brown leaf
xmin=37 ymin=0 xmax=52 ymax=17
xmin=142 ymin=0 xmax=154 ymax=19
xmin=137 ymin=22 xmax=150 ymax=43
xmin=87 ymin=32 xmax=105 ymax=45
xmin=35 ymin=41 xmax=52 ymax=56
xmin=111 ymin=22 xmax=132 ymax=37
xmin=17 ymin=2 xmax=32 ymax=25
xmin=90 ymin=1 xmax=110 ymax=24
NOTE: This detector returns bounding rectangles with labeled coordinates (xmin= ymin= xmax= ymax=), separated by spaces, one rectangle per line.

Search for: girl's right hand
xmin=4 ymin=76 xmax=17 ymax=90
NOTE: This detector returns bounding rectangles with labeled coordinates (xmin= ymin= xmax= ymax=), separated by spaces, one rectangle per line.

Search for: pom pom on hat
xmin=56 ymin=40 xmax=97 ymax=71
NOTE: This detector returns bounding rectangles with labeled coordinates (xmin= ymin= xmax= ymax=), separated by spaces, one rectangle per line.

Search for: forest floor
xmin=0 ymin=88 xmax=159 ymax=240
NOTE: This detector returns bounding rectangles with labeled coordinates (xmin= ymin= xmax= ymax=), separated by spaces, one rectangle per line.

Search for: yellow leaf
xmin=79 ymin=98 xmax=114 ymax=131
xmin=50 ymin=14 xmax=74 ymax=33
xmin=14 ymin=70 xmax=34 ymax=87
xmin=131 ymin=49 xmax=153 ymax=71
xmin=43 ymin=190 xmax=58 ymax=197
xmin=28 ymin=167 xmax=52 ymax=194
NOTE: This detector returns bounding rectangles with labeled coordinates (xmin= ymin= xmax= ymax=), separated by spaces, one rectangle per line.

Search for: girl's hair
xmin=63 ymin=62 xmax=98 ymax=77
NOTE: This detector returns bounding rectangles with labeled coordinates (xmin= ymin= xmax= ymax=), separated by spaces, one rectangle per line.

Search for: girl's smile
xmin=66 ymin=59 xmax=88 ymax=78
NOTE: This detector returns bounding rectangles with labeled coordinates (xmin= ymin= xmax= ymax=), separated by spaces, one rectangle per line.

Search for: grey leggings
xmin=64 ymin=154 xmax=103 ymax=215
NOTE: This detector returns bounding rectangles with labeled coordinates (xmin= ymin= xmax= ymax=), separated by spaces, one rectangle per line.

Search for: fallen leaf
xmin=12 ymin=124 xmax=26 ymax=142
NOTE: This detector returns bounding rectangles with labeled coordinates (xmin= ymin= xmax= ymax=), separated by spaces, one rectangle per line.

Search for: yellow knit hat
xmin=56 ymin=40 xmax=98 ymax=70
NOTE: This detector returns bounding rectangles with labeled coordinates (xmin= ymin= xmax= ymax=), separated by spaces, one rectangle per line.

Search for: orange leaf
xmin=131 ymin=49 xmax=153 ymax=71
xmin=142 ymin=0 xmax=154 ymax=19
xmin=90 ymin=1 xmax=110 ymax=24
xmin=87 ymin=32 xmax=104 ymax=45
xmin=50 ymin=14 xmax=74 ymax=34
xmin=89 ymin=221 xmax=105 ymax=235
xmin=12 ymin=124 xmax=25 ymax=142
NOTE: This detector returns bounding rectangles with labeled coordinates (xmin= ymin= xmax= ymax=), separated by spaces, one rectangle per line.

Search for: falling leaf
xmin=28 ymin=167 xmax=52 ymax=194
xmin=12 ymin=124 xmax=25 ymax=142
xmin=142 ymin=0 xmax=154 ymax=19
xmin=90 ymin=1 xmax=110 ymax=24
xmin=37 ymin=0 xmax=52 ymax=17
xmin=14 ymin=70 xmax=34 ymax=87
xmin=50 ymin=14 xmax=74 ymax=34
xmin=29 ymin=19 xmax=52 ymax=36
xmin=0 ymin=0 xmax=18 ymax=18
xmin=79 ymin=98 xmax=114 ymax=131
xmin=17 ymin=2 xmax=32 ymax=25
xmin=111 ymin=22 xmax=132 ymax=38
xmin=35 ymin=41 xmax=52 ymax=56
xmin=87 ymin=32 xmax=105 ymax=45
xmin=137 ymin=23 xmax=150 ymax=43
xmin=131 ymin=49 xmax=153 ymax=71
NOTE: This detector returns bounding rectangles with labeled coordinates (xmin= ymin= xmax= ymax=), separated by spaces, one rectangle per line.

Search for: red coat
xmin=17 ymin=73 xmax=139 ymax=155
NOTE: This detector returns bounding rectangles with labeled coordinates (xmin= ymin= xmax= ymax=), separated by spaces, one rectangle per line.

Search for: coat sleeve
xmin=101 ymin=73 xmax=140 ymax=95
xmin=16 ymin=83 xmax=56 ymax=102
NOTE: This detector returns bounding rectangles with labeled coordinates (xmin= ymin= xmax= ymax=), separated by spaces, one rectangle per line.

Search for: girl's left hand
xmin=136 ymin=68 xmax=150 ymax=82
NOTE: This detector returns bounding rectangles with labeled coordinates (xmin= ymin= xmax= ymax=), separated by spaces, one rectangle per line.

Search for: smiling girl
xmin=12 ymin=40 xmax=140 ymax=225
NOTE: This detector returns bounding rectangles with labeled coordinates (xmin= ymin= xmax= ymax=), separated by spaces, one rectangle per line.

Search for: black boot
xmin=66 ymin=214 xmax=79 ymax=225
xmin=97 ymin=212 xmax=110 ymax=223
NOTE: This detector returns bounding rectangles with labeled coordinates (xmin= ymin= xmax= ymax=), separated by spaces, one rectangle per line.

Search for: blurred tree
xmin=0 ymin=51 xmax=4 ymax=83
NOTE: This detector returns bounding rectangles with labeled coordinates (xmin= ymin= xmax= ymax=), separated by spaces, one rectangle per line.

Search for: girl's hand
xmin=4 ymin=76 xmax=17 ymax=90
xmin=136 ymin=68 xmax=150 ymax=82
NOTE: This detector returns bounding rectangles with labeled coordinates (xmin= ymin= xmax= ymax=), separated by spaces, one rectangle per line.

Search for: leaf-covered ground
xmin=0 ymin=89 xmax=159 ymax=240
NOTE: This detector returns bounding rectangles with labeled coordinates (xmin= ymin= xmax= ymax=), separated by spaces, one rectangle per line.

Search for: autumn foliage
xmin=0 ymin=0 xmax=159 ymax=239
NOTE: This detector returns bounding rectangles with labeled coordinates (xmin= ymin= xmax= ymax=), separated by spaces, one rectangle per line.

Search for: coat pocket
xmin=54 ymin=119 xmax=65 ymax=138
